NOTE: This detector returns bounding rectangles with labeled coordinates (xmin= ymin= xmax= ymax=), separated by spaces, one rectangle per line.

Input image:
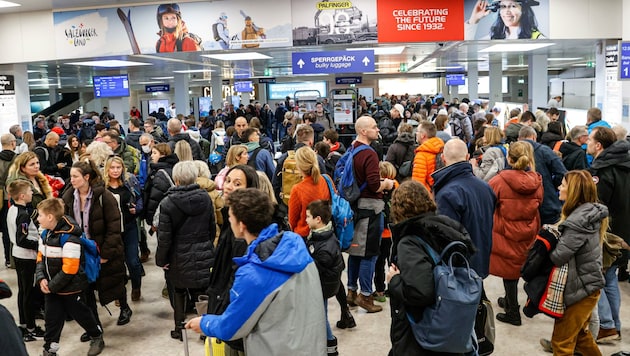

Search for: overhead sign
xmin=336 ymin=76 xmax=362 ymax=85
xmin=259 ymin=78 xmax=277 ymax=84
xmin=0 ymin=75 xmax=14 ymax=95
xmin=292 ymin=50 xmax=374 ymax=74
xmin=145 ymin=84 xmax=170 ymax=93
xmin=620 ymin=42 xmax=630 ymax=80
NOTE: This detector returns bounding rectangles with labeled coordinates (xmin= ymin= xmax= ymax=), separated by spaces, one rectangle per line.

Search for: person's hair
xmin=490 ymin=1 xmax=539 ymax=39
xmin=84 ymin=141 xmax=114 ymax=168
xmin=72 ymin=159 xmax=103 ymax=186
xmin=249 ymin=117 xmax=262 ymax=130
xmin=172 ymin=161 xmax=198 ymax=186
xmin=226 ymin=188 xmax=273 ymax=235
xmin=509 ymin=108 xmax=521 ymax=119
xmin=518 ymin=126 xmax=537 ymax=140
xmin=102 ymin=130 xmax=120 ymax=143
xmin=128 ymin=118 xmax=140 ymax=129
xmin=184 ymin=118 xmax=195 ymax=129
xmin=8 ymin=151 xmax=38 ymax=178
xmin=307 ymin=200 xmax=332 ymax=225
xmin=612 ymin=125 xmax=628 ymax=141
xmin=569 ymin=125 xmax=588 ymax=141
xmin=8 ymin=124 xmax=20 ymax=136
xmin=302 ymin=112 xmax=315 ymax=124
xmin=379 ymin=161 xmax=397 ymax=180
xmin=591 ymin=127 xmax=616 ymax=150
xmin=391 ymin=180 xmax=436 ymax=223
xmin=227 ymin=165 xmax=260 ymax=189
xmin=508 ymin=141 xmax=536 ymax=172
xmin=1 ymin=133 xmax=15 ymax=147
xmin=485 ymin=113 xmax=495 ymax=125
xmin=314 ymin=141 xmax=330 ymax=159
xmin=22 ymin=131 xmax=36 ymax=151
xmin=520 ymin=111 xmax=535 ymax=123
xmin=561 ymin=170 xmax=608 ymax=242
xmin=295 ymin=146 xmax=321 ymax=184
xmin=255 ymin=171 xmax=278 ymax=205
xmin=193 ymin=160 xmax=211 ymax=178
xmin=434 ymin=115 xmax=448 ymax=131
xmin=418 ymin=121 xmax=437 ymax=138
xmin=37 ymin=198 xmax=65 ymax=221
xmin=7 ymin=180 xmax=31 ymax=200
xmin=483 ymin=126 xmax=503 ymax=145
xmin=296 ymin=125 xmax=315 ymax=144
xmin=67 ymin=134 xmax=80 ymax=152
xmin=547 ymin=107 xmax=560 ymax=116
xmin=140 ymin=133 xmax=154 ymax=143
xmin=153 ymin=142 xmax=172 ymax=157
xmin=95 ymin=123 xmax=106 ymax=132
xmin=323 ymin=129 xmax=338 ymax=143
xmin=241 ymin=128 xmax=258 ymax=142
xmin=145 ymin=117 xmax=156 ymax=127
xmin=284 ymin=111 xmax=294 ymax=121
xmin=214 ymin=120 xmax=225 ymax=129
xmin=174 ymin=140 xmax=193 ymax=161
xmin=547 ymin=121 xmax=564 ymax=136
xmin=226 ymin=145 xmax=248 ymax=167
xmin=104 ymin=156 xmax=126 ymax=188
xmin=398 ymin=122 xmax=414 ymax=134
xmin=587 ymin=107 xmax=602 ymax=123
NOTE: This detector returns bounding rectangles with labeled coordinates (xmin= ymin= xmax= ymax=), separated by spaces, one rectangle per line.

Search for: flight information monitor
xmin=93 ymin=75 xmax=130 ymax=98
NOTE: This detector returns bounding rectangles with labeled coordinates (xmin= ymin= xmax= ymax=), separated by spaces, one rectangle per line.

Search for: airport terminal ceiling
xmin=2 ymin=0 xmax=607 ymax=94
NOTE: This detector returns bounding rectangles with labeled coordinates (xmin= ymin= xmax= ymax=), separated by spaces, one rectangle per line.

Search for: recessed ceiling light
xmin=548 ymin=57 xmax=583 ymax=61
xmin=172 ymin=69 xmax=214 ymax=73
xmin=28 ymin=78 xmax=51 ymax=82
xmin=66 ymin=60 xmax=152 ymax=67
xmin=150 ymin=76 xmax=174 ymax=80
xmin=480 ymin=43 xmax=554 ymax=53
xmin=0 ymin=1 xmax=20 ymax=8
xmin=505 ymin=64 xmax=528 ymax=68
xmin=348 ymin=46 xmax=405 ymax=55
xmin=137 ymin=81 xmax=164 ymax=85
xmin=202 ymin=53 xmax=272 ymax=61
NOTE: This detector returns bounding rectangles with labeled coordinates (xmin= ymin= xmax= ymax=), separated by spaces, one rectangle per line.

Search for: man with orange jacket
xmin=411 ymin=121 xmax=444 ymax=192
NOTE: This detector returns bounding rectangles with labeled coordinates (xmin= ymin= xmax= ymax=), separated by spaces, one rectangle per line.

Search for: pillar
xmin=528 ymin=53 xmax=548 ymax=111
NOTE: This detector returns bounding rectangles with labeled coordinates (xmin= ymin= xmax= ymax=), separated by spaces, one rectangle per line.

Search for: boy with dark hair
xmin=35 ymin=198 xmax=105 ymax=356
xmin=7 ymin=180 xmax=45 ymax=342
xmin=306 ymin=200 xmax=345 ymax=356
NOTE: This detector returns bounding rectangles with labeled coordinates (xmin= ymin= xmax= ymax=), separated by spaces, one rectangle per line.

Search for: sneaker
xmin=22 ymin=331 xmax=37 ymax=342
xmin=43 ymin=349 xmax=58 ymax=356
xmin=355 ymin=293 xmax=382 ymax=313
xmin=540 ymin=338 xmax=552 ymax=353
xmin=80 ymin=331 xmax=91 ymax=342
xmin=117 ymin=305 xmax=132 ymax=325
xmin=88 ymin=334 xmax=105 ymax=356
xmin=372 ymin=292 xmax=387 ymax=303
xmin=347 ymin=289 xmax=357 ymax=307
xmin=597 ymin=327 xmax=619 ymax=344
xmin=171 ymin=328 xmax=182 ymax=341
xmin=30 ymin=326 xmax=45 ymax=339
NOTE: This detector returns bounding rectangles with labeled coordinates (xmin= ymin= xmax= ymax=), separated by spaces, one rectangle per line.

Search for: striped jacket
xmin=35 ymin=215 xmax=88 ymax=295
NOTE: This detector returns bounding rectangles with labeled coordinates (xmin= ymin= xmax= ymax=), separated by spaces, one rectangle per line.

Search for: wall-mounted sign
xmin=292 ymin=50 xmax=374 ymax=74
xmin=145 ymin=84 xmax=170 ymax=93
xmin=336 ymin=76 xmax=362 ymax=85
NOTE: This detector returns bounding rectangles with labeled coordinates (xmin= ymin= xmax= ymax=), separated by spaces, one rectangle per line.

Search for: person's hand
xmin=100 ymin=258 xmax=109 ymax=264
xmin=469 ymin=158 xmax=478 ymax=167
xmin=185 ymin=317 xmax=203 ymax=333
xmin=40 ymin=279 xmax=50 ymax=294
xmin=163 ymin=264 xmax=170 ymax=271
xmin=386 ymin=264 xmax=400 ymax=284
xmin=129 ymin=207 xmax=136 ymax=215
xmin=57 ymin=163 xmax=66 ymax=169
xmin=469 ymin=0 xmax=490 ymax=24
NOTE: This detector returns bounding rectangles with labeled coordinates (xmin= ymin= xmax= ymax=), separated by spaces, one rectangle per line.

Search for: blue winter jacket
xmin=432 ymin=161 xmax=496 ymax=278
xmin=200 ymin=224 xmax=326 ymax=355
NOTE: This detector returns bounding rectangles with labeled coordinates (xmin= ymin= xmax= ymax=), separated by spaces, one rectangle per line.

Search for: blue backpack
xmin=408 ymin=239 xmax=482 ymax=353
xmin=322 ymin=174 xmax=355 ymax=250
xmin=57 ymin=232 xmax=101 ymax=284
xmin=333 ymin=144 xmax=374 ymax=203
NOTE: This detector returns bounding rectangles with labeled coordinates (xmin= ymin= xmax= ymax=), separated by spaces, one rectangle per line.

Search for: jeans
xmin=347 ymin=255 xmax=378 ymax=296
xmin=324 ymin=299 xmax=333 ymax=340
xmin=123 ymin=221 xmax=142 ymax=290
xmin=598 ymin=265 xmax=621 ymax=330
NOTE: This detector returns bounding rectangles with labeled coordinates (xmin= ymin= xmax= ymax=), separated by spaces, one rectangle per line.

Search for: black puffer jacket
xmin=559 ymin=141 xmax=587 ymax=171
xmin=307 ymin=225 xmax=344 ymax=299
xmin=389 ymin=213 xmax=476 ymax=356
xmin=143 ymin=154 xmax=178 ymax=225
xmin=35 ymin=215 xmax=88 ymax=294
xmin=540 ymin=131 xmax=563 ymax=150
xmin=156 ymin=184 xmax=215 ymax=290
xmin=386 ymin=132 xmax=417 ymax=169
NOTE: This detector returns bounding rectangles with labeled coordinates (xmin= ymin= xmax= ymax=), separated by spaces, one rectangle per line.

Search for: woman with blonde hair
xmin=471 ymin=126 xmax=507 ymax=182
xmin=488 ymin=141 xmax=543 ymax=326
xmin=21 ymin=131 xmax=36 ymax=152
xmin=6 ymin=151 xmax=53 ymax=209
xmin=288 ymin=146 xmax=331 ymax=238
xmin=214 ymin=144 xmax=249 ymax=190
xmin=174 ymin=140 xmax=193 ymax=162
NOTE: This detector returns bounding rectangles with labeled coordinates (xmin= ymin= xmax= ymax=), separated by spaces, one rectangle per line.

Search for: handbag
xmin=475 ymin=299 xmax=495 ymax=355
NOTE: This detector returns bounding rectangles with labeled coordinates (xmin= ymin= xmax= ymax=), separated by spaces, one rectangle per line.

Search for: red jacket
xmin=488 ymin=169 xmax=543 ymax=279
xmin=411 ymin=137 xmax=444 ymax=192
xmin=288 ymin=175 xmax=331 ymax=238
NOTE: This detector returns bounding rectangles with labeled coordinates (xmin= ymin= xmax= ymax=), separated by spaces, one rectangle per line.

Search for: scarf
xmin=73 ymin=187 xmax=94 ymax=239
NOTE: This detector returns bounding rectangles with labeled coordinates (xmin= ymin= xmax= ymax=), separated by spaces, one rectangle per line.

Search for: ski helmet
xmin=156 ymin=3 xmax=181 ymax=28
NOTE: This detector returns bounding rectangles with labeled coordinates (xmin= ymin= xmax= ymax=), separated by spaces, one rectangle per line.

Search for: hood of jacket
xmin=560 ymin=202 xmax=609 ymax=235
xmin=393 ymin=132 xmax=416 ymax=145
xmin=431 ymin=161 xmax=473 ymax=193
xmin=496 ymin=169 xmax=542 ymax=195
xmin=196 ymin=176 xmax=217 ymax=193
xmin=169 ymin=132 xmax=193 ymax=144
xmin=53 ymin=215 xmax=83 ymax=237
xmin=151 ymin=153 xmax=179 ymax=170
xmin=416 ymin=136 xmax=444 ymax=155
xmin=590 ymin=140 xmax=630 ymax=171
xmin=169 ymin=184 xmax=210 ymax=216
xmin=451 ymin=110 xmax=468 ymax=121
xmin=0 ymin=149 xmax=16 ymax=161
xmin=235 ymin=224 xmax=312 ymax=274
xmin=559 ymin=141 xmax=582 ymax=157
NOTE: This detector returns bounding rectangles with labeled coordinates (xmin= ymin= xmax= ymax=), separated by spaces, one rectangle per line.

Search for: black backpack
xmin=212 ymin=23 xmax=221 ymax=41
xmin=80 ymin=120 xmax=96 ymax=140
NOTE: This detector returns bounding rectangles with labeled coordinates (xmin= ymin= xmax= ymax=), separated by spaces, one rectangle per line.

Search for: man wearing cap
xmin=547 ymin=95 xmax=562 ymax=108
xmin=215 ymin=12 xmax=230 ymax=49
xmin=390 ymin=103 xmax=405 ymax=128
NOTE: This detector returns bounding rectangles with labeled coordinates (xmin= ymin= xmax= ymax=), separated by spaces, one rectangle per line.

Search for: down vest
xmin=156 ymin=184 xmax=215 ymax=290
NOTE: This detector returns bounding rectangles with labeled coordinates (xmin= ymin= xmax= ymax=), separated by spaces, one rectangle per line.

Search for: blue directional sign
xmin=620 ymin=41 xmax=630 ymax=80
xmin=292 ymin=50 xmax=375 ymax=75
xmin=145 ymin=84 xmax=170 ymax=93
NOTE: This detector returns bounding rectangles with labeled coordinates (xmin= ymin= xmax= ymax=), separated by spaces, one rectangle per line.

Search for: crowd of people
xmin=0 ymin=94 xmax=629 ymax=356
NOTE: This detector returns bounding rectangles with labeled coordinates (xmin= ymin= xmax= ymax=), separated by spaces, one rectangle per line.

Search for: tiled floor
xmin=1 ymin=235 xmax=629 ymax=355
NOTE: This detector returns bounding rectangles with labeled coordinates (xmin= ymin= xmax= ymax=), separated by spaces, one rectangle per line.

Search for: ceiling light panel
xmin=480 ymin=43 xmax=554 ymax=53
xmin=0 ymin=1 xmax=19 ymax=8
xmin=66 ymin=60 xmax=152 ymax=67
xmin=202 ymin=53 xmax=272 ymax=61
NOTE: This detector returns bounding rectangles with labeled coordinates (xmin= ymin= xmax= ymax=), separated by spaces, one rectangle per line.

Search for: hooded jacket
xmin=412 ymin=137 xmax=444 ymax=192
xmin=473 ymin=145 xmax=507 ymax=182
xmin=449 ymin=110 xmax=473 ymax=143
xmin=143 ymin=153 xmax=179 ymax=224
xmin=389 ymin=213 xmax=476 ymax=356
xmin=488 ymin=169 xmax=543 ymax=279
xmin=559 ymin=141 xmax=587 ymax=171
xmin=550 ymin=203 xmax=607 ymax=306
xmin=540 ymin=131 xmax=564 ymax=150
xmin=432 ymin=162 xmax=496 ymax=278
xmin=200 ymin=224 xmax=326 ymax=355
xmin=307 ymin=224 xmax=344 ymax=299
xmin=0 ymin=149 xmax=16 ymax=201
xmin=156 ymin=184 xmax=215 ymax=290
xmin=505 ymin=123 xmax=524 ymax=144
xmin=386 ymin=132 xmax=417 ymax=169
xmin=35 ymin=215 xmax=88 ymax=294
xmin=589 ymin=140 xmax=630 ymax=240
xmin=168 ymin=132 xmax=204 ymax=160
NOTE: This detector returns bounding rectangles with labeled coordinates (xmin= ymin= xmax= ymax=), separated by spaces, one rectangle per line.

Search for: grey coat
xmin=473 ymin=146 xmax=506 ymax=182
xmin=550 ymin=202 xmax=607 ymax=306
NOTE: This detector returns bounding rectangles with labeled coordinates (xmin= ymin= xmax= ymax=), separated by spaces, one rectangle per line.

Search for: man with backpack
xmin=213 ymin=12 xmax=230 ymax=49
xmin=411 ymin=122 xmax=444 ymax=192
xmin=449 ymin=103 xmax=473 ymax=144
xmin=344 ymin=116 xmax=394 ymax=314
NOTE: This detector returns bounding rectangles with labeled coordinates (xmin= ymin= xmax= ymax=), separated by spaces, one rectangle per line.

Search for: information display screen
xmin=446 ymin=74 xmax=466 ymax=86
xmin=93 ymin=75 xmax=130 ymax=98
xmin=234 ymin=81 xmax=254 ymax=93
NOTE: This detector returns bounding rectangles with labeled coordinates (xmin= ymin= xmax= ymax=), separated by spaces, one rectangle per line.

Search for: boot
xmin=87 ymin=334 xmax=105 ymax=356
xmin=355 ymin=293 xmax=382 ymax=313
xmin=347 ymin=289 xmax=357 ymax=307
xmin=336 ymin=309 xmax=356 ymax=329
xmin=117 ymin=305 xmax=132 ymax=325
xmin=497 ymin=296 xmax=506 ymax=309
xmin=327 ymin=336 xmax=339 ymax=356
xmin=496 ymin=279 xmax=521 ymax=326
